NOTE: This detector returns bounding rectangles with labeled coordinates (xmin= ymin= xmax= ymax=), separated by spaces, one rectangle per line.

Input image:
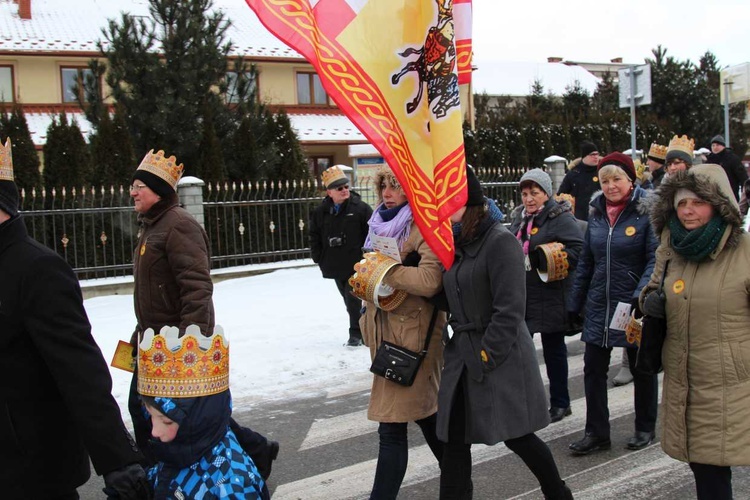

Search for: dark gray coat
xmin=437 ymin=221 xmax=549 ymax=445
xmin=508 ymin=199 xmax=584 ymax=334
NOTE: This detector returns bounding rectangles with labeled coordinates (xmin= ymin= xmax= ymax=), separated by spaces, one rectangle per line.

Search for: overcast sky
xmin=472 ymin=0 xmax=749 ymax=69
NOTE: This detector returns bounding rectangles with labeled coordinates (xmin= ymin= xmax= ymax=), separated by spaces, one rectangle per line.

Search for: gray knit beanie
xmin=519 ymin=168 xmax=553 ymax=198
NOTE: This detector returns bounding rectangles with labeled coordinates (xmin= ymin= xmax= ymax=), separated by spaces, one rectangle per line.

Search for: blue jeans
xmin=370 ymin=413 xmax=442 ymax=500
xmin=538 ymin=331 xmax=570 ymax=409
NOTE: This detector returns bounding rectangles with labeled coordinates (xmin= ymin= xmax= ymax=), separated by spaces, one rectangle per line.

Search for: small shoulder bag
xmin=370 ymin=306 xmax=439 ymax=386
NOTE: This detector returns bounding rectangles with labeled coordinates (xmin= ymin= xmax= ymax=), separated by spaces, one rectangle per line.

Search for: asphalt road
xmin=80 ymin=337 xmax=750 ymax=499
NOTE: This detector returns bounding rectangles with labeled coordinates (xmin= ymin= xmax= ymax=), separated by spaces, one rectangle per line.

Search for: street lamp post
xmin=723 ymin=78 xmax=733 ymax=148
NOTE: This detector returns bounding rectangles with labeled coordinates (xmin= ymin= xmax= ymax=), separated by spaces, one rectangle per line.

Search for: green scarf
xmin=669 ymin=214 xmax=727 ymax=261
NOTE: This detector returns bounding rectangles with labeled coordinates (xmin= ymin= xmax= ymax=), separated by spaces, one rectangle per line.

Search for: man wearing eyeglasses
xmin=310 ymin=165 xmax=373 ymax=347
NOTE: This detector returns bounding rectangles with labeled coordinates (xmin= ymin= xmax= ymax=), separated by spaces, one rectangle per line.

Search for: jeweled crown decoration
xmin=667 ymin=135 xmax=694 ymax=158
xmin=321 ymin=165 xmax=347 ymax=189
xmin=137 ymin=325 xmax=229 ymax=398
xmin=647 ymin=143 xmax=668 ymax=160
xmin=0 ymin=138 xmax=13 ymax=182
xmin=137 ymin=149 xmax=184 ymax=190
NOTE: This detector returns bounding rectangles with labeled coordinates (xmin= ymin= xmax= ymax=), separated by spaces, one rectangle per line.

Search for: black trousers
xmin=537 ymin=331 xmax=570 ymax=409
xmin=335 ymin=277 xmax=363 ymax=340
xmin=583 ymin=343 xmax=658 ymax=438
xmin=369 ymin=414 xmax=443 ymax=500
xmin=440 ymin=376 xmax=567 ymax=499
xmin=690 ymin=462 xmax=732 ymax=500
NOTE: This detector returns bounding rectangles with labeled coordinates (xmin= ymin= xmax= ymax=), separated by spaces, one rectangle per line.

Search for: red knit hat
xmin=598 ymin=152 xmax=637 ymax=182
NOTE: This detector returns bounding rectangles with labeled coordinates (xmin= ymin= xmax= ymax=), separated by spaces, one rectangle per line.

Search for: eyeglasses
xmin=129 ymin=184 xmax=148 ymax=192
xmin=335 ymin=185 xmax=350 ymax=192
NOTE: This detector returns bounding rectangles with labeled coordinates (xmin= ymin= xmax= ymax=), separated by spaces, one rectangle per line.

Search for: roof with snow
xmin=23 ymin=110 xmax=364 ymax=147
xmin=472 ymin=61 xmax=600 ymax=97
xmin=0 ymin=0 xmax=302 ymax=58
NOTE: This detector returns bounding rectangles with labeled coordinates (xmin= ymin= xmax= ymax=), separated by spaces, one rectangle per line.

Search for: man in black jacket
xmin=0 ymin=139 xmax=149 ymax=499
xmin=558 ymin=140 xmax=601 ymax=221
xmin=310 ymin=165 xmax=373 ymax=346
xmin=707 ymin=134 xmax=747 ymax=201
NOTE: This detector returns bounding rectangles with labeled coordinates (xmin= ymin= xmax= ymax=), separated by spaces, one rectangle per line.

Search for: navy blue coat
xmin=568 ymin=187 xmax=658 ymax=348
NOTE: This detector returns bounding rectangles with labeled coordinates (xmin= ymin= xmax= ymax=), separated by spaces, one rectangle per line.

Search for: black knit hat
xmin=465 ymin=165 xmax=484 ymax=206
xmin=132 ymin=170 xmax=176 ymax=199
xmin=710 ymin=134 xmax=726 ymax=147
xmin=580 ymin=140 xmax=598 ymax=158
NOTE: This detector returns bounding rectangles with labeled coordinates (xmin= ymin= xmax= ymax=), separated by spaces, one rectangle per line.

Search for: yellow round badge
xmin=480 ymin=349 xmax=488 ymax=363
xmin=140 ymin=244 xmax=146 ymax=256
xmin=530 ymin=227 xmax=539 ymax=235
xmin=673 ymin=279 xmax=685 ymax=294
xmin=593 ymin=176 xmax=598 ymax=182
xmin=625 ymin=226 xmax=636 ymax=236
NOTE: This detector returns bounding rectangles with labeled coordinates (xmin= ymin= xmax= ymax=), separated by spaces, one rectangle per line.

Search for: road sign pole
xmin=723 ymin=79 xmax=733 ymax=148
xmin=630 ymin=67 xmax=637 ymax=160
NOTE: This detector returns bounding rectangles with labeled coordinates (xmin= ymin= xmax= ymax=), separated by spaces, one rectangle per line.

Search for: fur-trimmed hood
xmin=642 ymin=164 xmax=743 ymax=248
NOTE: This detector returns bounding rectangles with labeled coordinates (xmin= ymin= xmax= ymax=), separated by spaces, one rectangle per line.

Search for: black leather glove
xmin=568 ymin=311 xmax=583 ymax=329
xmin=103 ymin=463 xmax=151 ymax=500
xmin=529 ymin=250 xmax=541 ymax=270
xmin=643 ymin=290 xmax=667 ymax=319
xmin=631 ymin=297 xmax=643 ymax=319
xmin=402 ymin=250 xmax=421 ymax=267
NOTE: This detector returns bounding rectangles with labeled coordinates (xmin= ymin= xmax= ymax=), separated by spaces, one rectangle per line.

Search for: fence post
xmin=544 ymin=155 xmax=568 ymax=193
xmin=177 ymin=176 xmax=206 ymax=228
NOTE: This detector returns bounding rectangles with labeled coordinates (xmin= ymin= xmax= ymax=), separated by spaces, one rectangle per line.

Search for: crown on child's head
xmin=137 ymin=325 xmax=229 ymax=398
xmin=136 ymin=149 xmax=184 ymax=190
xmin=0 ymin=138 xmax=13 ymax=182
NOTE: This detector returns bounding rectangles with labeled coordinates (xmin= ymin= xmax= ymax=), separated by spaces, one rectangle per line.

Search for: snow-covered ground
xmin=86 ymin=267 xmax=373 ymax=424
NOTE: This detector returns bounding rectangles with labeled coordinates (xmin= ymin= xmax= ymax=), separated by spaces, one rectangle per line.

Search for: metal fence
xmin=17 ymin=167 xmax=524 ymax=278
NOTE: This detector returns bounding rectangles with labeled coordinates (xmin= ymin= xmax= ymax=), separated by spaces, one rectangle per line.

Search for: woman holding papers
xmin=359 ymin=166 xmax=446 ymax=500
xmin=567 ymin=152 xmax=659 ymax=456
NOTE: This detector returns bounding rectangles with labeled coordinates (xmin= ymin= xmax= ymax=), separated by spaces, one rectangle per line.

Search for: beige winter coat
xmin=640 ymin=164 xmax=750 ymax=466
xmin=360 ymin=223 xmax=446 ymax=423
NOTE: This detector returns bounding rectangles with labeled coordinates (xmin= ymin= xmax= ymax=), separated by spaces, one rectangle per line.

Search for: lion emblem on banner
xmin=391 ymin=0 xmax=461 ymax=119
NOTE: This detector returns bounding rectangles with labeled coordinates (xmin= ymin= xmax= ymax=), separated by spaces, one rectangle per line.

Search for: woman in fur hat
xmin=360 ymin=167 xmax=446 ymax=499
xmin=639 ymin=164 xmax=750 ymax=500
xmin=438 ymin=166 xmax=572 ymax=499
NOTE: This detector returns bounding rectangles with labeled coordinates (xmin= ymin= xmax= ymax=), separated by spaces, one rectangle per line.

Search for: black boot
xmin=569 ymin=433 xmax=611 ymax=456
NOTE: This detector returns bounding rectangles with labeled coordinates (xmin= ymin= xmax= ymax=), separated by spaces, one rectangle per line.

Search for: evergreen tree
xmin=43 ymin=113 xmax=92 ymax=188
xmin=88 ymin=106 xmax=136 ymax=187
xmin=562 ymin=81 xmax=591 ymax=123
xmin=524 ymin=121 xmax=552 ymax=168
xmin=0 ymin=105 xmax=42 ymax=193
xmin=197 ymin=106 xmax=226 ymax=183
xmin=267 ymin=111 xmax=309 ymax=181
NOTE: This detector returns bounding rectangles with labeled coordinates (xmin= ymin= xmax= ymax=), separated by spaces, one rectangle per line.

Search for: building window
xmin=296 ymin=72 xmax=328 ymax=105
xmin=225 ymin=71 xmax=257 ymax=104
xmin=0 ymin=66 xmax=13 ymax=103
xmin=61 ymin=67 xmax=95 ymax=103
xmin=308 ymin=156 xmax=333 ymax=182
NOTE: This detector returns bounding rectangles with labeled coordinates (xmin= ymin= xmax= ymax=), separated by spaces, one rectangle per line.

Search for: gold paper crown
xmin=349 ymin=252 xmax=408 ymax=311
xmin=647 ymin=143 xmax=668 ymax=161
xmin=0 ymin=138 xmax=13 ymax=182
xmin=535 ymin=242 xmax=569 ymax=283
xmin=137 ymin=325 xmax=229 ymax=398
xmin=321 ymin=165 xmax=348 ymax=189
xmin=667 ymin=135 xmax=694 ymax=158
xmin=137 ymin=149 xmax=184 ymax=190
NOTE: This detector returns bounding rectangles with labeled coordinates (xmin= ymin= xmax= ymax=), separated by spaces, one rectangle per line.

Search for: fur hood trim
xmin=643 ymin=164 xmax=743 ymax=248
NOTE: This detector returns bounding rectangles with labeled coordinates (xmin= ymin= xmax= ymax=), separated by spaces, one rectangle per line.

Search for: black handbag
xmin=370 ymin=306 xmax=439 ymax=386
xmin=635 ymin=261 xmax=669 ymax=376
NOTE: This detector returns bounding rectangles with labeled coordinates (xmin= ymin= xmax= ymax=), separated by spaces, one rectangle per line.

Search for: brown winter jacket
xmin=131 ymin=195 xmax=214 ymax=343
xmin=640 ymin=164 xmax=750 ymax=466
xmin=360 ymin=223 xmax=446 ymax=423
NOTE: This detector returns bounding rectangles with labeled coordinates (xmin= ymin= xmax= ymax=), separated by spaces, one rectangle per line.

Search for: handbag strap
xmin=419 ymin=306 xmax=440 ymax=356
xmin=657 ymin=259 xmax=670 ymax=292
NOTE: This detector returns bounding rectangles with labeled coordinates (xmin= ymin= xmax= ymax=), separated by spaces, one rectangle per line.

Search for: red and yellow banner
xmin=245 ymin=0 xmax=470 ymax=268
